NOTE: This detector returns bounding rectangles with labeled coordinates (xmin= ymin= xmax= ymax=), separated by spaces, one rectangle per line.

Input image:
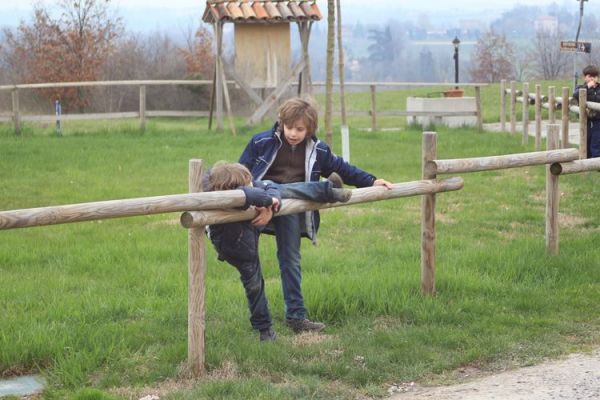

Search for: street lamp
xmin=452 ymin=36 xmax=460 ymax=90
xmin=573 ymin=0 xmax=589 ymax=91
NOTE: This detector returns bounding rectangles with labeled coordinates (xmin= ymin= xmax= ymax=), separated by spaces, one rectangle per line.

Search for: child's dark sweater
xmin=208 ymin=181 xmax=281 ymax=262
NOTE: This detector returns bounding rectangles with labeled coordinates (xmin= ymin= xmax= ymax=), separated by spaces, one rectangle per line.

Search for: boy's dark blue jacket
xmin=239 ymin=122 xmax=376 ymax=241
xmin=208 ymin=181 xmax=281 ymax=263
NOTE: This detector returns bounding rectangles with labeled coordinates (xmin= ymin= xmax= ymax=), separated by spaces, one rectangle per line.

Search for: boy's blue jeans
xmin=266 ymin=180 xmax=333 ymax=321
xmin=221 ymin=253 xmax=272 ymax=331
xmin=272 ymin=180 xmax=334 ymax=203
xmin=588 ymin=120 xmax=600 ymax=158
xmin=272 ymin=213 xmax=306 ymax=320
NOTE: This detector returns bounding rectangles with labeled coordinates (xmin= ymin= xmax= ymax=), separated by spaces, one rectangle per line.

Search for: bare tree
xmin=3 ymin=0 xmax=123 ymax=111
xmin=470 ymin=30 xmax=515 ymax=83
xmin=336 ymin=0 xmax=346 ymax=127
xmin=533 ymin=30 xmax=570 ymax=79
xmin=324 ymin=0 xmax=334 ymax=145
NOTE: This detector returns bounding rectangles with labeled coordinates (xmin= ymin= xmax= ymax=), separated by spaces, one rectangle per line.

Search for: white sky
xmin=0 ymin=0 xmax=574 ymax=12
xmin=0 ymin=0 xmax=590 ymax=31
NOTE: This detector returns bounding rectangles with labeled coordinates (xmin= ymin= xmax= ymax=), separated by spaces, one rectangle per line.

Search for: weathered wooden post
xmin=475 ymin=85 xmax=483 ymax=132
xmin=188 ymin=159 xmax=206 ymax=377
xmin=370 ymin=85 xmax=377 ymax=133
xmin=421 ymin=132 xmax=437 ymax=296
xmin=561 ymin=87 xmax=570 ymax=148
xmin=579 ymin=88 xmax=587 ymax=159
xmin=500 ymin=80 xmax=506 ymax=131
xmin=535 ymin=84 xmax=542 ymax=150
xmin=139 ymin=85 xmax=146 ymax=131
xmin=11 ymin=88 xmax=21 ymax=135
xmin=548 ymin=86 xmax=556 ymax=124
xmin=510 ymin=81 xmax=516 ymax=135
xmin=522 ymin=82 xmax=529 ymax=145
xmin=546 ymin=125 xmax=560 ymax=255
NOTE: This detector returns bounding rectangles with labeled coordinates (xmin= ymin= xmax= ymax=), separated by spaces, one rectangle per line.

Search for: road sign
xmin=560 ymin=40 xmax=592 ymax=53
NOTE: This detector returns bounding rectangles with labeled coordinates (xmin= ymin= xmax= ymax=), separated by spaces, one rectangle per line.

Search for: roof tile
xmin=202 ymin=1 xmax=322 ymax=24
xmin=277 ymin=3 xmax=294 ymax=20
xmin=227 ymin=2 xmax=244 ymax=20
xmin=240 ymin=1 xmax=256 ymax=20
xmin=252 ymin=2 xmax=269 ymax=19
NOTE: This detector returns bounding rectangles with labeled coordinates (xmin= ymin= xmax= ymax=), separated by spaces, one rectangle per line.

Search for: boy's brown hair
xmin=278 ymin=97 xmax=319 ymax=136
xmin=583 ymin=65 xmax=599 ymax=77
xmin=208 ymin=161 xmax=252 ymax=191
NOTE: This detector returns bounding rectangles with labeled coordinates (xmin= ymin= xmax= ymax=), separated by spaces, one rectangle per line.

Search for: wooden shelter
xmin=202 ymin=0 xmax=322 ymax=130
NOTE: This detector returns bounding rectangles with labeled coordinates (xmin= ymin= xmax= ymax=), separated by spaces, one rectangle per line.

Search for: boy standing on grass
xmin=239 ymin=97 xmax=393 ymax=334
xmin=206 ymin=161 xmax=351 ymax=341
xmin=574 ymin=65 xmax=600 ymax=158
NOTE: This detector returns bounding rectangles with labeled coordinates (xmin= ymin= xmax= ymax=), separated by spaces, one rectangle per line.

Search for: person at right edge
xmin=239 ymin=96 xmax=393 ymax=334
xmin=574 ymin=64 xmax=600 ymax=158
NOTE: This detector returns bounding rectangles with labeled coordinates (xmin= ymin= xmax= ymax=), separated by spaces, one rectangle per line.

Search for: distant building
xmin=535 ymin=16 xmax=558 ymax=35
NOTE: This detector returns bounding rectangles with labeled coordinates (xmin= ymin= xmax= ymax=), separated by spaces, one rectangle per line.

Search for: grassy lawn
xmin=1 ymin=107 xmax=599 ymax=399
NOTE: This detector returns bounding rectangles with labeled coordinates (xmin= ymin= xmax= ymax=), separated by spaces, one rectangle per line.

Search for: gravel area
xmin=390 ymin=349 xmax=600 ymax=400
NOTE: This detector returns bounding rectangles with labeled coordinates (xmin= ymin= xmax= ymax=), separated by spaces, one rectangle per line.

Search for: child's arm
xmin=240 ymin=182 xmax=282 ymax=210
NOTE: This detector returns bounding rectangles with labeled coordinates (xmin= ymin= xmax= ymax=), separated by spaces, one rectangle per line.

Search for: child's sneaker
xmin=327 ymin=172 xmax=344 ymax=188
xmin=331 ymin=188 xmax=352 ymax=202
xmin=259 ymin=327 xmax=277 ymax=342
xmin=286 ymin=318 xmax=325 ymax=333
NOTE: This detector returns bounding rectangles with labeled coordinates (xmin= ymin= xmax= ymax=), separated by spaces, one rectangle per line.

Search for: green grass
xmin=1 ymin=110 xmax=599 ymax=399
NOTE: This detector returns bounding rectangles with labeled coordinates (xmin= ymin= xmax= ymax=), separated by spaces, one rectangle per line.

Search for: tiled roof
xmin=202 ymin=1 xmax=322 ymax=23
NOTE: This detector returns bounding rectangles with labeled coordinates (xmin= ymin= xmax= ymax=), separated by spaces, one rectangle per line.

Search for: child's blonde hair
xmin=208 ymin=161 xmax=252 ymax=191
xmin=278 ymin=97 xmax=319 ymax=136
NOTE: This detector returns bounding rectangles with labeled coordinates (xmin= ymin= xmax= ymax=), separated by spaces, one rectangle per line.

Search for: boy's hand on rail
xmin=373 ymin=178 xmax=393 ymax=190
xmin=252 ymin=206 xmax=273 ymax=226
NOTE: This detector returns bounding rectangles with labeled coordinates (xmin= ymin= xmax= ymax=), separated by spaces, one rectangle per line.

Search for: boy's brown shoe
xmin=286 ymin=318 xmax=326 ymax=333
xmin=331 ymin=188 xmax=352 ymax=202
xmin=327 ymin=172 xmax=344 ymax=188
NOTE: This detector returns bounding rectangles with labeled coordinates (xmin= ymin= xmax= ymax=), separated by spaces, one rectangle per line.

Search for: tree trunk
xmin=324 ymin=0 xmax=335 ymax=146
xmin=336 ymin=0 xmax=347 ymax=127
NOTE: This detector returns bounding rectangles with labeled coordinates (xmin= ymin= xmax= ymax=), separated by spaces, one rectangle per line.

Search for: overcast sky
xmin=0 ymin=0 xmax=591 ymax=31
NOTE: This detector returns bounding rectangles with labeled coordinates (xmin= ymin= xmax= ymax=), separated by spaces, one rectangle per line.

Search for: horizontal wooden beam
xmin=550 ymin=157 xmax=600 ymax=175
xmin=0 ymin=80 xmax=232 ymax=91
xmin=304 ymin=81 xmax=489 ymax=88
xmin=180 ymin=177 xmax=465 ymax=228
xmin=427 ymin=148 xmax=579 ymax=175
xmin=0 ymin=191 xmax=247 ymax=230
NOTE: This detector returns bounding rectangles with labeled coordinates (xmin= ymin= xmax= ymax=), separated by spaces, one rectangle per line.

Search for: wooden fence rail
xmin=425 ymin=148 xmax=579 ymax=175
xmin=180 ymin=177 xmax=464 ymax=228
xmin=0 ymin=191 xmax=246 ymax=230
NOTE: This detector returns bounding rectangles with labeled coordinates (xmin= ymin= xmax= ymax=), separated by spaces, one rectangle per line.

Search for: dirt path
xmin=389 ymin=349 xmax=600 ymax=400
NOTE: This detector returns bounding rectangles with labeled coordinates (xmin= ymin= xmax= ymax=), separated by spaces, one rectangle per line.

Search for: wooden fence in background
xmin=1 ymin=80 xmax=487 ymax=134
xmin=500 ymin=79 xmax=600 ymax=160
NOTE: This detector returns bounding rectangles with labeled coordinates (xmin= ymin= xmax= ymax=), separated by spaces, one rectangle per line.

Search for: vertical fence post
xmin=510 ymin=81 xmax=516 ymax=136
xmin=188 ymin=159 xmax=206 ymax=377
xmin=475 ymin=85 xmax=483 ymax=132
xmin=522 ymin=82 xmax=529 ymax=145
xmin=535 ymin=84 xmax=542 ymax=151
xmin=370 ymin=84 xmax=377 ymax=133
xmin=421 ymin=132 xmax=437 ymax=296
xmin=11 ymin=89 xmax=21 ymax=135
xmin=561 ymin=87 xmax=570 ymax=148
xmin=579 ymin=88 xmax=587 ymax=159
xmin=500 ymin=80 xmax=506 ymax=131
xmin=546 ymin=125 xmax=560 ymax=255
xmin=548 ymin=86 xmax=556 ymax=124
xmin=139 ymin=85 xmax=146 ymax=131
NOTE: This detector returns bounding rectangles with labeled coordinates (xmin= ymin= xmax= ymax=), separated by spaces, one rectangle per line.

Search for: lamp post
xmin=573 ymin=0 xmax=588 ymax=91
xmin=452 ymin=36 xmax=460 ymax=90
